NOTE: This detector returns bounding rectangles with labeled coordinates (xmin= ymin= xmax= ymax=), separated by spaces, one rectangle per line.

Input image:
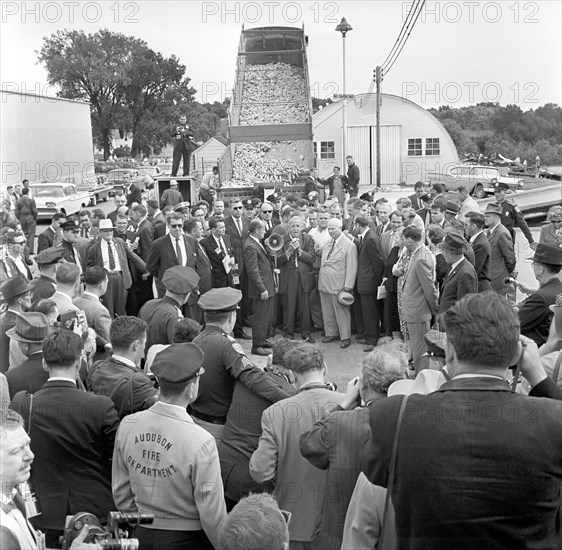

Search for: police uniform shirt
xmin=500 ymin=200 xmax=534 ymax=243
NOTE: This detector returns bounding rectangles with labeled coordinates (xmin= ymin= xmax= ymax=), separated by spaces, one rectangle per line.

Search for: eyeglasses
xmin=170 ymin=224 xmax=183 ymax=228
xmin=261 ymin=210 xmax=273 ymax=213
xmin=232 ymin=206 xmax=243 ymax=210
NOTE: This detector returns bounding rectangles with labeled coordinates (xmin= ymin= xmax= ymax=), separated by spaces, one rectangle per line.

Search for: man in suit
xmin=78 ymin=209 xmax=94 ymax=241
xmin=373 ymin=202 xmax=392 ymax=235
xmin=400 ymin=225 xmax=439 ymax=370
xmin=258 ymin=201 xmax=280 ymax=238
xmin=10 ymin=330 xmax=119 ymax=547
xmin=318 ymin=217 xmax=358 ymax=349
xmin=146 ymin=213 xmax=197 ymax=297
xmin=300 ymin=344 xmax=408 ymax=550
xmin=243 ymin=219 xmax=275 ymax=356
xmin=437 ymin=233 xmax=478 ymax=329
xmin=139 ymin=266 xmax=199 ymax=348
xmin=14 ymin=188 xmax=37 ymax=254
xmin=484 ymin=203 xmax=516 ymax=300
xmin=159 ymin=180 xmax=183 ymax=209
xmin=73 ymin=267 xmax=112 ymax=353
xmin=5 ymin=313 xmax=51 ymax=398
xmin=250 ymin=345 xmax=344 ymax=548
xmin=408 ymin=181 xmax=425 ymax=211
xmin=457 ymin=185 xmax=480 ymax=223
xmin=200 ymin=216 xmax=235 ymax=288
xmin=37 ymin=213 xmax=65 ymax=254
xmin=0 ymin=277 xmax=32 ymax=373
xmin=107 ymin=193 xmax=127 ymax=225
xmin=380 ymin=211 xmax=403 ymax=264
xmin=89 ymin=316 xmax=157 ymax=419
xmin=517 ymin=243 xmax=562 ymax=346
xmin=354 ymin=215 xmax=385 ymax=351
xmin=146 ymin=199 xmax=166 ymax=231
xmin=466 ymin=211 xmax=492 ymax=292
xmin=415 ymin=194 xmax=433 ymax=228
xmin=277 ymin=216 xmax=316 ymax=340
xmin=127 ymin=204 xmax=154 ymax=313
xmin=87 ymin=219 xmax=148 ymax=317
xmin=171 ymin=114 xmax=195 ymax=177
xmin=360 ymin=293 xmax=562 ymax=549
xmin=123 ymin=177 xmax=142 ymax=208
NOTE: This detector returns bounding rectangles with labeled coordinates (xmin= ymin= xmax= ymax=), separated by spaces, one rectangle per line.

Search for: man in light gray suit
xmin=400 ymin=225 xmax=439 ymax=370
xmin=74 ymin=267 xmax=112 ymax=354
xmin=318 ymin=218 xmax=358 ymax=348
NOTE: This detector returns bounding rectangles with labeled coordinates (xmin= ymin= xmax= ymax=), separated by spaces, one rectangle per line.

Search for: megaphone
xmin=265 ymin=234 xmax=284 ymax=252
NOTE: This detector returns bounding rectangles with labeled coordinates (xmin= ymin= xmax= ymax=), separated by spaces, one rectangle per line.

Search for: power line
xmin=381 ymin=0 xmax=426 ymax=75
xmin=380 ymin=0 xmax=422 ymax=71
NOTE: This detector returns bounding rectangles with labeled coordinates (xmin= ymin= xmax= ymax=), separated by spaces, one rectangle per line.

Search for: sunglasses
xmin=170 ymin=224 xmax=183 ymax=228
xmin=262 ymin=210 xmax=273 ymax=213
xmin=232 ymin=206 xmax=243 ymax=210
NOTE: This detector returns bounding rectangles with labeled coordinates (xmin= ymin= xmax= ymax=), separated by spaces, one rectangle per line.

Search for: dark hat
xmin=445 ymin=201 xmax=459 ymax=215
xmin=420 ymin=194 xmax=432 ymax=203
xmin=243 ymin=199 xmax=255 ymax=209
xmin=526 ymin=243 xmax=562 ymax=266
xmin=162 ymin=266 xmax=199 ymax=294
xmin=174 ymin=201 xmax=190 ymax=211
xmin=198 ymin=287 xmax=242 ymax=312
xmin=35 ymin=246 xmax=65 ymax=265
xmin=441 ymin=233 xmax=467 ymax=254
xmin=60 ymin=220 xmax=80 ymax=231
xmin=266 ymin=192 xmax=282 ymax=202
xmin=6 ymin=312 xmax=52 ymax=343
xmin=432 ymin=197 xmax=446 ymax=209
xmin=359 ymin=191 xmax=375 ymax=202
xmin=484 ymin=203 xmax=502 ymax=215
xmin=151 ymin=343 xmax=205 ymax=383
xmin=0 ymin=276 xmax=32 ymax=302
xmin=424 ymin=329 xmax=446 ymax=358
xmin=465 ymin=211 xmax=485 ymax=225
xmin=251 ymin=198 xmax=261 ymax=207
xmin=494 ymin=181 xmax=509 ymax=191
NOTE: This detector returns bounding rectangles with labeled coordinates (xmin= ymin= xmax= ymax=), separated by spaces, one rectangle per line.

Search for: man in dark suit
xmin=10 ymin=330 xmax=119 ymax=547
xmin=408 ymin=181 xmax=424 ymax=211
xmin=360 ymin=293 xmax=562 ymax=550
xmin=301 ymin=344 xmax=407 ymax=550
xmin=517 ymin=243 xmax=562 ymax=346
xmin=5 ymin=312 xmax=51 ymax=398
xmin=243 ymin=219 xmax=275 ymax=356
xmin=277 ymin=216 xmax=316 ymax=340
xmin=37 ymin=213 xmax=65 ymax=254
xmin=146 ymin=213 xmax=197 ymax=298
xmin=466 ymin=211 xmax=492 ymax=292
xmin=123 ymin=177 xmax=142 ymax=208
xmin=354 ymin=215 xmax=385 ymax=351
xmin=380 ymin=211 xmax=403 ymax=264
xmin=107 ymin=193 xmax=127 ymax=225
xmin=416 ymin=194 xmax=433 ymax=227
xmin=171 ymin=114 xmax=195 ymax=177
xmin=437 ymin=234 xmax=478 ymax=329
xmin=146 ymin=199 xmax=166 ymax=231
xmin=0 ymin=277 xmax=32 ymax=373
xmin=258 ymin=201 xmax=281 ymax=239
xmin=200 ymin=217 xmax=235 ymax=288
xmin=87 ymin=219 xmax=147 ymax=317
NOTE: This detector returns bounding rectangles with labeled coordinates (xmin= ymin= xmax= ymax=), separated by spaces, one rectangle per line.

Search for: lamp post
xmin=336 ymin=17 xmax=352 ymax=168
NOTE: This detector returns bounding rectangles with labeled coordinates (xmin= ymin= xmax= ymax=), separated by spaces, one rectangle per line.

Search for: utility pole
xmin=375 ymin=66 xmax=382 ymax=189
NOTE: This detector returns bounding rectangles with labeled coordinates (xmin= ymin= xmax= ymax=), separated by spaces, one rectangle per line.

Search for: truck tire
xmin=473 ymin=184 xmax=485 ymax=199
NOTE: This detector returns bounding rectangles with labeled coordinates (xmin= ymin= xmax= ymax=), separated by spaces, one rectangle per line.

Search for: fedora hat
xmin=526 ymin=243 xmax=562 ymax=266
xmin=98 ymin=219 xmax=115 ymax=231
xmin=6 ymin=312 xmax=52 ymax=343
xmin=0 ymin=276 xmax=32 ymax=302
xmin=387 ymin=369 xmax=447 ymax=397
xmin=337 ymin=289 xmax=355 ymax=306
xmin=484 ymin=203 xmax=502 ymax=215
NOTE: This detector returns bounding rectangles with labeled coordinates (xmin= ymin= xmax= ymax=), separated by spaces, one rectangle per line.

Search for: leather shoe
xmin=356 ymin=337 xmax=367 ymax=345
xmin=339 ymin=339 xmax=351 ymax=349
xmin=251 ymin=347 xmax=270 ymax=356
xmin=321 ymin=336 xmax=339 ymax=344
xmin=234 ymin=332 xmax=252 ymax=340
xmin=362 ymin=346 xmax=375 ymax=353
xmin=261 ymin=342 xmax=273 ymax=349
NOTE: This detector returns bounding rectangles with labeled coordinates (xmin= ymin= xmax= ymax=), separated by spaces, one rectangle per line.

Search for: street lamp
xmin=336 ymin=17 xmax=352 ymax=168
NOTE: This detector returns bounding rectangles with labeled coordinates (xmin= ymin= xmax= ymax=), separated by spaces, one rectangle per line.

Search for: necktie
xmin=236 ymin=218 xmax=243 ymax=236
xmin=108 ymin=241 xmax=116 ymax=271
xmin=327 ymin=239 xmax=336 ymax=259
xmin=176 ymin=238 xmax=183 ymax=265
xmin=219 ymin=238 xmax=227 ymax=254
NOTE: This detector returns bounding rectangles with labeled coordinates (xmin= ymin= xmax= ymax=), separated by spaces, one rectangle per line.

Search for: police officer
xmin=174 ymin=201 xmax=191 ymax=221
xmin=493 ymin=181 xmax=536 ymax=247
xmin=190 ymin=287 xmax=292 ymax=441
xmin=139 ymin=266 xmax=199 ymax=348
xmin=112 ymin=343 xmax=226 ymax=550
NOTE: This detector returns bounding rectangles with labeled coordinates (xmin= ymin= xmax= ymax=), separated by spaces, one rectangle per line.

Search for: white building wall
xmin=1 ymin=91 xmax=94 ymax=186
xmin=192 ymin=138 xmax=226 ymax=175
xmin=313 ymin=93 xmax=459 ymax=186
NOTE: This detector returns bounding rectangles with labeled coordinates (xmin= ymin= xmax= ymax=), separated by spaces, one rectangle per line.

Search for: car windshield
xmin=31 ymin=186 xmax=65 ymax=198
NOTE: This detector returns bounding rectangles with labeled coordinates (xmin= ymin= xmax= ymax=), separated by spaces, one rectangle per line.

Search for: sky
xmin=1 ymin=0 xmax=561 ymax=110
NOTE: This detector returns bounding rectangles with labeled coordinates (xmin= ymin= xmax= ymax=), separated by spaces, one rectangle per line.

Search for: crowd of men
xmin=1 ymin=175 xmax=562 ymax=550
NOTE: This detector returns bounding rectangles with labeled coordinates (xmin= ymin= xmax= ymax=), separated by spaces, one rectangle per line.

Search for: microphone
xmin=503 ymin=276 xmax=515 ymax=285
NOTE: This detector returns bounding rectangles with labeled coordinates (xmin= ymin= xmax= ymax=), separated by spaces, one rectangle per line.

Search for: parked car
xmin=29 ymin=183 xmax=93 ymax=220
xmin=105 ymin=169 xmax=139 ymax=195
xmin=61 ymin=175 xmax=112 ymax=206
xmin=137 ymin=166 xmax=163 ymax=179
xmin=427 ymin=165 xmax=524 ymax=198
